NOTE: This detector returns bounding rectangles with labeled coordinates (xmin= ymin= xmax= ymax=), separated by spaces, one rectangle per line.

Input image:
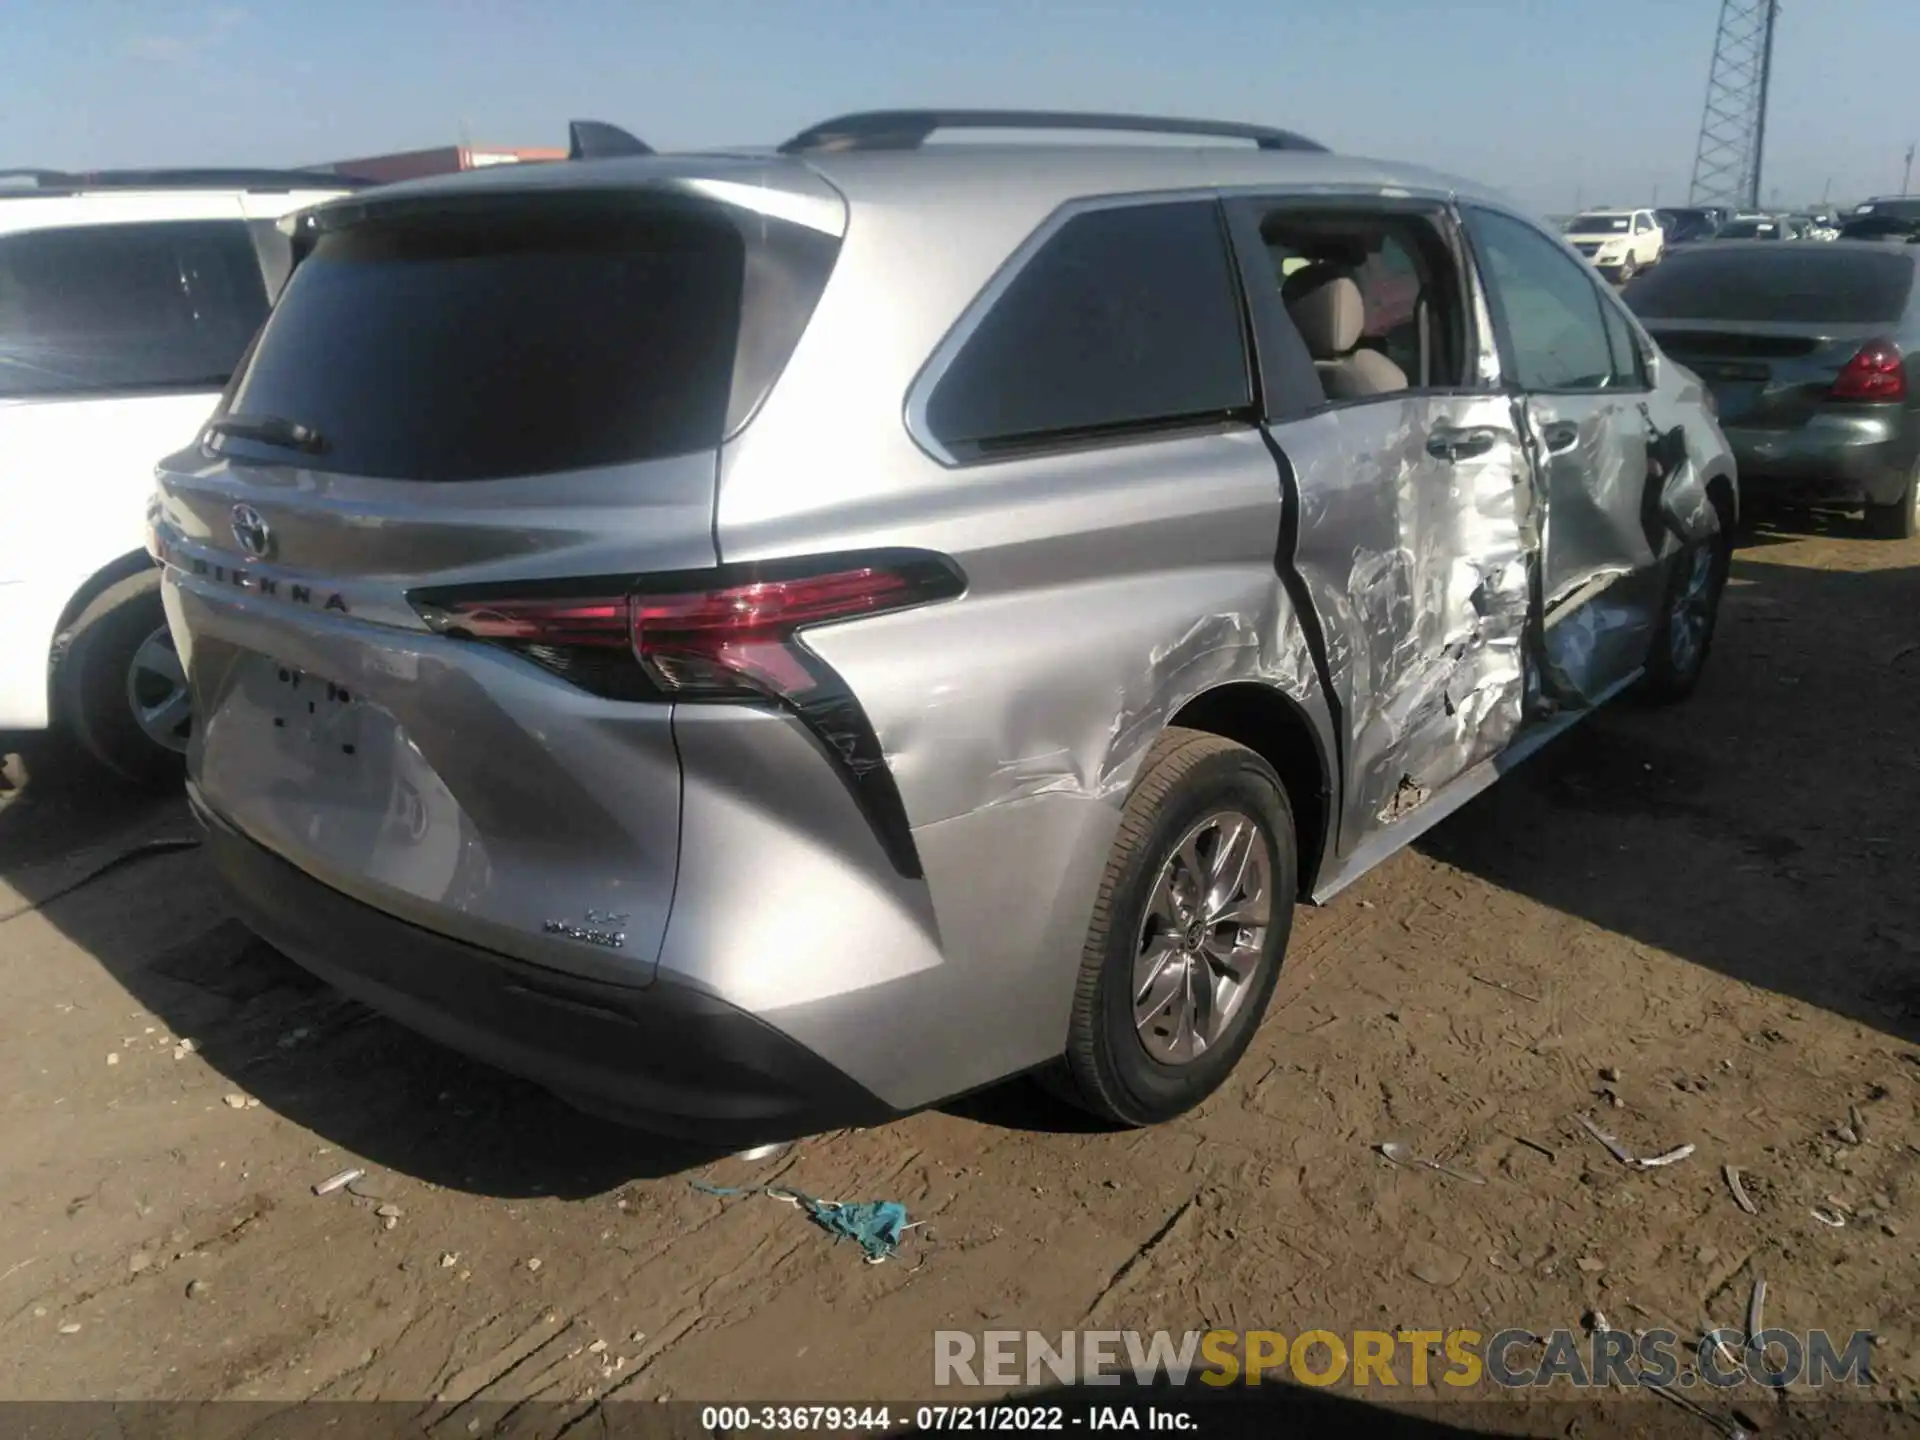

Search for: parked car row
xmin=1563 ymin=198 xmax=1915 ymax=273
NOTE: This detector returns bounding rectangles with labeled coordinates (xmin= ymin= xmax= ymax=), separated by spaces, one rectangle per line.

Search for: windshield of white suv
xmin=0 ymin=219 xmax=269 ymax=399
xmin=1567 ymin=214 xmax=1631 ymax=233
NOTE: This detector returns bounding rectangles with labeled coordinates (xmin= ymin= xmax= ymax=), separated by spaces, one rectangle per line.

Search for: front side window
xmin=0 ymin=220 xmax=268 ymax=400
xmin=1463 ymin=207 xmax=1617 ymax=392
xmin=922 ymin=201 xmax=1252 ymax=457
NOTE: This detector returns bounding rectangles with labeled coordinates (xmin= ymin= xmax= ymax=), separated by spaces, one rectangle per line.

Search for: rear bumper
xmin=194 ymin=790 xmax=897 ymax=1143
xmin=1725 ymin=411 xmax=1917 ymax=506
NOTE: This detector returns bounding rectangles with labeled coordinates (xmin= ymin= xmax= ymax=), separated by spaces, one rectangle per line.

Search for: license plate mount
xmin=266 ymin=660 xmax=362 ymax=756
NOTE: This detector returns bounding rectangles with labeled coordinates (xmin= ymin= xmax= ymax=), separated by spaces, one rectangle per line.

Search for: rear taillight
xmin=409 ymin=553 xmax=966 ymax=878
xmin=1830 ymin=339 xmax=1907 ymax=401
xmin=412 ymin=555 xmax=960 ymax=705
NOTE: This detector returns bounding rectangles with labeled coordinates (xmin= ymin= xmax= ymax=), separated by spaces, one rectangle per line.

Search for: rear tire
xmin=55 ymin=569 xmax=189 ymax=789
xmin=1044 ymin=728 xmax=1297 ymax=1127
xmin=1864 ymin=466 xmax=1920 ymax=540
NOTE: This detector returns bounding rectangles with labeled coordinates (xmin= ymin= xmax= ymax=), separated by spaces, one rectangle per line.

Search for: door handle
xmin=1425 ymin=427 xmax=1499 ymax=463
xmin=1541 ymin=420 xmax=1581 ymax=454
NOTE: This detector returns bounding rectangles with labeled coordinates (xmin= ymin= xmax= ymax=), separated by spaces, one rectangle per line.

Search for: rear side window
xmin=1624 ymin=249 xmax=1915 ymax=324
xmin=221 ymin=200 xmax=837 ymax=482
xmin=923 ymin=201 xmax=1251 ymax=457
xmin=0 ymin=220 xmax=268 ymax=400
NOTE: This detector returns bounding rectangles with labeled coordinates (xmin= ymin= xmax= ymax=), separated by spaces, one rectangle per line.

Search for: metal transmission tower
xmin=1688 ymin=0 xmax=1781 ymax=211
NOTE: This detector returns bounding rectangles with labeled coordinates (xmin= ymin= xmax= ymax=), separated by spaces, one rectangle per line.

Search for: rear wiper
xmin=206 ymin=412 xmax=328 ymax=454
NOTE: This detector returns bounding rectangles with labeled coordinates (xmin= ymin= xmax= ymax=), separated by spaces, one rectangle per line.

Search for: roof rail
xmin=0 ymin=166 xmax=367 ymax=194
xmin=568 ymin=120 xmax=654 ymax=160
xmin=776 ymin=109 xmax=1330 ymax=155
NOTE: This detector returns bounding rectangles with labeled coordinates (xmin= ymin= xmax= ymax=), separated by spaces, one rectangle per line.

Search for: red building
xmin=320 ymin=144 xmax=566 ymax=184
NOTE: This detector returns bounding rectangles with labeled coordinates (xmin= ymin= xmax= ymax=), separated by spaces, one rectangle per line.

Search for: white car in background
xmin=1562 ymin=207 xmax=1665 ymax=283
xmin=0 ymin=168 xmax=353 ymax=784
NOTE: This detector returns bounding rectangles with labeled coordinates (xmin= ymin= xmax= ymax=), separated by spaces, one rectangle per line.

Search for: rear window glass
xmin=0 ymin=220 xmax=268 ymax=400
xmin=222 ymin=201 xmax=836 ymax=482
xmin=923 ymin=201 xmax=1251 ymax=456
xmin=1623 ymin=248 xmax=1914 ymax=324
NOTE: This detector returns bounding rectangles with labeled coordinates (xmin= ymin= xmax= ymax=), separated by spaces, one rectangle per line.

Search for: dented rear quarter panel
xmin=708 ymin=169 xmax=1337 ymax=1106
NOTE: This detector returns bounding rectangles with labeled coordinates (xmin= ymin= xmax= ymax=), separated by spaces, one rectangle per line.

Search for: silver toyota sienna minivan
xmin=151 ymin=111 xmax=1737 ymax=1143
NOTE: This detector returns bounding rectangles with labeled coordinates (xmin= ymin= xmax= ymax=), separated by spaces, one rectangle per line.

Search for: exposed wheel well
xmin=1169 ymin=683 xmax=1333 ymax=895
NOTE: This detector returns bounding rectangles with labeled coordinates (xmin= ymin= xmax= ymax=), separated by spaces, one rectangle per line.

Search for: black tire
xmin=1864 ymin=466 xmax=1920 ymax=540
xmin=1617 ymin=256 xmax=1638 ymax=285
xmin=1044 ymin=727 xmax=1297 ymax=1127
xmin=55 ymin=569 xmax=188 ymax=789
xmin=1634 ymin=527 xmax=1730 ymax=705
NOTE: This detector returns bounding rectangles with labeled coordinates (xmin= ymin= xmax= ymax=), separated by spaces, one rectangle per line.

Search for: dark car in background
xmin=1840 ymin=197 xmax=1920 ymax=244
xmin=1713 ymin=214 xmax=1803 ymax=242
xmin=1625 ymin=242 xmax=1920 ymax=537
xmin=1658 ymin=207 xmax=1721 ymax=245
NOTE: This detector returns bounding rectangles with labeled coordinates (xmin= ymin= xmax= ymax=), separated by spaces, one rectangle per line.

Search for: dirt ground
xmin=2 ymin=513 xmax=1916 ymax=1431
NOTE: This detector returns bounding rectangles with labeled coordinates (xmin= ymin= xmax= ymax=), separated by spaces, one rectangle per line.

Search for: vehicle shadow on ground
xmin=0 ymin=734 xmax=738 ymax=1200
xmin=1418 ymin=523 xmax=1920 ymax=1049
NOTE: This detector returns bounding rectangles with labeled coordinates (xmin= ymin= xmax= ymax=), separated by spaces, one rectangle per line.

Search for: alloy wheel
xmin=1132 ymin=809 xmax=1273 ymax=1065
xmin=1667 ymin=543 xmax=1717 ymax=678
xmin=126 ymin=625 xmax=192 ymax=754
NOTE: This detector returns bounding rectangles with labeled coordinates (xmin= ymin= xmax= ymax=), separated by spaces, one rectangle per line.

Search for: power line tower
xmin=1688 ymin=0 xmax=1781 ymax=210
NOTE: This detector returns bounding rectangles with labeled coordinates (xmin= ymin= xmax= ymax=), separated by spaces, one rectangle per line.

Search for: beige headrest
xmin=1289 ymin=273 xmax=1366 ymax=359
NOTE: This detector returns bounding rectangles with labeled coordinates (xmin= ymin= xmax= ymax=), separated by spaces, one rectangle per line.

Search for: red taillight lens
xmin=633 ymin=568 xmax=914 ymax=698
xmin=433 ymin=596 xmax=631 ymax=647
xmin=1830 ymin=339 xmax=1907 ymax=401
xmin=412 ymin=554 xmax=961 ymax=704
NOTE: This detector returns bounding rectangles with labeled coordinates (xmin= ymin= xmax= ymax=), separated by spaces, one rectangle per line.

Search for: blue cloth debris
xmin=691 ymin=1180 xmax=910 ymax=1263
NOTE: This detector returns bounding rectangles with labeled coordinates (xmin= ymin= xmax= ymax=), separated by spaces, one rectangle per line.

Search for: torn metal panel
xmin=1540 ymin=573 xmax=1652 ymax=709
xmin=1274 ymin=395 xmax=1535 ymax=854
xmin=1522 ymin=394 xmax=1668 ymax=707
xmin=1642 ymin=398 xmax=1728 ymax=547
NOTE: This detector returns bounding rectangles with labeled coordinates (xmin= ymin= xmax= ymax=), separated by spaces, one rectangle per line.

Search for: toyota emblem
xmin=230 ymin=503 xmax=273 ymax=560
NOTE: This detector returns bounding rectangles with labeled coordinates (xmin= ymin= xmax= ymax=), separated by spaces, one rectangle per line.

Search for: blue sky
xmin=9 ymin=0 xmax=1918 ymax=212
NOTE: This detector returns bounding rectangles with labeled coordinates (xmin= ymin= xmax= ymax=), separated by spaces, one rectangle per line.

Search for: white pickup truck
xmin=1562 ymin=208 xmax=1665 ymax=283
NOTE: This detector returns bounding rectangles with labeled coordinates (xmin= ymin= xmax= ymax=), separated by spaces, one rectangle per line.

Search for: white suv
xmin=1562 ymin=208 xmax=1665 ymax=282
xmin=0 ymin=168 xmax=352 ymax=783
